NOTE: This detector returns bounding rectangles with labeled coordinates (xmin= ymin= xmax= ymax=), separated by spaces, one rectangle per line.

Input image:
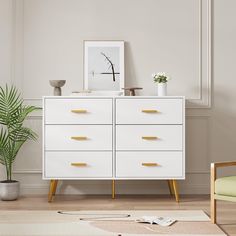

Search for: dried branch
xmin=101 ymin=52 xmax=116 ymax=82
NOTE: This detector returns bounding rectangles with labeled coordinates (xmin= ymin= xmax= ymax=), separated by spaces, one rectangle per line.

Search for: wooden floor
xmin=0 ymin=194 xmax=235 ymax=235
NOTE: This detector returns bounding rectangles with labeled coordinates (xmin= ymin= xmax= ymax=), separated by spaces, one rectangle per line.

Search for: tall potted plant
xmin=0 ymin=85 xmax=40 ymax=200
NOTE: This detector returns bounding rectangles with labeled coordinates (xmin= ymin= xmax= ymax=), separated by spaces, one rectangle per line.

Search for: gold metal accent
xmin=48 ymin=180 xmax=58 ymax=202
xmin=71 ymin=109 xmax=87 ymax=113
xmin=52 ymin=180 xmax=58 ymax=197
xmin=142 ymin=109 xmax=158 ymax=113
xmin=142 ymin=163 xmax=159 ymax=167
xmin=167 ymin=180 xmax=174 ymax=196
xmin=112 ymin=180 xmax=115 ymax=199
xmin=172 ymin=180 xmax=179 ymax=203
xmin=71 ymin=163 xmax=87 ymax=167
xmin=71 ymin=136 xmax=87 ymax=141
xmin=167 ymin=180 xmax=179 ymax=202
xmin=142 ymin=136 xmax=158 ymax=140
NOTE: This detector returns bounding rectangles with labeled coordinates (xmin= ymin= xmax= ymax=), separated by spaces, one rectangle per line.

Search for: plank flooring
xmin=0 ymin=195 xmax=235 ymax=235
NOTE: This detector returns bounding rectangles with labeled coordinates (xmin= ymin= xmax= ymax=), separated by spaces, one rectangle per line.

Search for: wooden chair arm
xmin=211 ymin=161 xmax=236 ymax=195
xmin=211 ymin=161 xmax=236 ymax=169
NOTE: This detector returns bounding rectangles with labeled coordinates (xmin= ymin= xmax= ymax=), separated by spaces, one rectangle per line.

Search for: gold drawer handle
xmin=142 ymin=163 xmax=159 ymax=167
xmin=71 ymin=109 xmax=87 ymax=113
xmin=71 ymin=136 xmax=87 ymax=141
xmin=142 ymin=136 xmax=158 ymax=140
xmin=71 ymin=163 xmax=87 ymax=167
xmin=142 ymin=109 xmax=158 ymax=113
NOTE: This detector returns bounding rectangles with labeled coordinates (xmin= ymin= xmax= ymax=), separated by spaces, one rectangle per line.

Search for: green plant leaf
xmin=0 ymin=85 xmax=40 ymax=180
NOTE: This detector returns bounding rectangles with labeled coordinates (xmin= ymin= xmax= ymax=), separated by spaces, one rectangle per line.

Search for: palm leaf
xmin=18 ymin=105 xmax=41 ymax=123
xmin=0 ymin=84 xmax=40 ymax=180
xmin=0 ymin=127 xmax=11 ymax=166
xmin=9 ymin=127 xmax=37 ymax=142
xmin=0 ymin=85 xmax=23 ymax=127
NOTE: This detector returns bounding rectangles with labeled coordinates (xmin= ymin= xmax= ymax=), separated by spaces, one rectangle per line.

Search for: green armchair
xmin=211 ymin=161 xmax=236 ymax=223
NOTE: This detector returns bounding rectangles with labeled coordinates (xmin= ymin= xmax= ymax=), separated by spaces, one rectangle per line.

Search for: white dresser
xmin=43 ymin=96 xmax=185 ymax=201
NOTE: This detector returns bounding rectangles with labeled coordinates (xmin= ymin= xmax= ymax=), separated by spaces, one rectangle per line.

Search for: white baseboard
xmin=19 ymin=182 xmax=210 ymax=195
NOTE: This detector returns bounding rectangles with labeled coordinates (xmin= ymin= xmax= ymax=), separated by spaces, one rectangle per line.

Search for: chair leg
xmin=211 ymin=198 xmax=216 ymax=223
xmin=172 ymin=180 xmax=179 ymax=203
xmin=211 ymin=163 xmax=216 ymax=223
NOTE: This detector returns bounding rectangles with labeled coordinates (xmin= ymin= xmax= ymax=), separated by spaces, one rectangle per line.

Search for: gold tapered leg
xmin=52 ymin=180 xmax=58 ymax=196
xmin=112 ymin=180 xmax=115 ymax=199
xmin=167 ymin=180 xmax=174 ymax=195
xmin=48 ymin=180 xmax=58 ymax=202
xmin=172 ymin=180 xmax=179 ymax=203
xmin=48 ymin=180 xmax=55 ymax=202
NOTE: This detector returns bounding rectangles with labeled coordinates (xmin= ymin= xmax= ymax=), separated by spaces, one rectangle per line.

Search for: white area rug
xmin=0 ymin=210 xmax=226 ymax=236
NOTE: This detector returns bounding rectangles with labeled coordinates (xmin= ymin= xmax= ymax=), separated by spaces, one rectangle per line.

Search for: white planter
xmin=157 ymin=83 xmax=167 ymax=96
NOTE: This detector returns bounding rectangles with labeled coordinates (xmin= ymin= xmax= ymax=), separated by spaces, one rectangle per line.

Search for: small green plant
xmin=0 ymin=85 xmax=40 ymax=182
xmin=152 ymin=72 xmax=171 ymax=84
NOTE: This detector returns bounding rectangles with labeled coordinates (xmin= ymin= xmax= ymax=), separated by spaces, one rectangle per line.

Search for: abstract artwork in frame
xmin=84 ymin=41 xmax=124 ymax=91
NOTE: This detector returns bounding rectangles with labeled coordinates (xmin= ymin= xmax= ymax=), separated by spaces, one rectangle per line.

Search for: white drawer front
xmin=45 ymin=152 xmax=112 ymax=178
xmin=116 ymin=98 xmax=183 ymax=124
xmin=45 ymin=125 xmax=112 ymax=151
xmin=45 ymin=98 xmax=112 ymax=124
xmin=116 ymin=125 xmax=182 ymax=151
xmin=116 ymin=152 xmax=183 ymax=178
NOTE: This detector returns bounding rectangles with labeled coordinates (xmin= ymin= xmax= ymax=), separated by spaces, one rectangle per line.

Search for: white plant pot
xmin=0 ymin=181 xmax=20 ymax=201
xmin=157 ymin=83 xmax=167 ymax=96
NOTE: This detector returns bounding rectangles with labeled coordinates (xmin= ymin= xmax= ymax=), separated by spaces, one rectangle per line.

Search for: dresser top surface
xmin=43 ymin=96 xmax=185 ymax=99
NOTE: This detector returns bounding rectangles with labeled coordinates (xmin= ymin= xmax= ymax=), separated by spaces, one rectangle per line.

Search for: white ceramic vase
xmin=157 ymin=83 xmax=167 ymax=96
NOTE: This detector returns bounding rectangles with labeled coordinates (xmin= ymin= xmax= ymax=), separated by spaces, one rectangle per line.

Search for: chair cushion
xmin=215 ymin=176 xmax=236 ymax=197
xmin=215 ymin=194 xmax=236 ymax=202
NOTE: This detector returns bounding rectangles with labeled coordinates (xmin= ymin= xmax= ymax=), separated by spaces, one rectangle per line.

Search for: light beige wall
xmin=0 ymin=0 xmax=14 ymax=181
xmin=210 ymin=0 xmax=236 ymax=176
xmin=0 ymin=0 xmax=235 ymax=195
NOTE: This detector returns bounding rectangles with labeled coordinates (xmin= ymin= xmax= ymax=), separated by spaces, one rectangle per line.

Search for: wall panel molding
xmin=186 ymin=0 xmax=212 ymax=108
xmin=19 ymin=182 xmax=210 ymax=195
xmin=12 ymin=0 xmax=212 ymax=109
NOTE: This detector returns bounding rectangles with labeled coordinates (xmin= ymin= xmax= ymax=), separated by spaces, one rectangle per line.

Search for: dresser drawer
xmin=116 ymin=98 xmax=183 ymax=124
xmin=45 ymin=125 xmax=112 ymax=151
xmin=44 ymin=151 xmax=112 ymax=178
xmin=44 ymin=98 xmax=112 ymax=124
xmin=116 ymin=152 xmax=183 ymax=178
xmin=116 ymin=125 xmax=183 ymax=151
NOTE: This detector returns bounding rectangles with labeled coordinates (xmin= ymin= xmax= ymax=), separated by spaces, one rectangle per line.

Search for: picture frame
xmin=84 ymin=40 xmax=124 ymax=92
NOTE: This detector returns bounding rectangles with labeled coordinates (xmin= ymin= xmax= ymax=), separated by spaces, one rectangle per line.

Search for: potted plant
xmin=152 ymin=72 xmax=171 ymax=96
xmin=0 ymin=85 xmax=40 ymax=200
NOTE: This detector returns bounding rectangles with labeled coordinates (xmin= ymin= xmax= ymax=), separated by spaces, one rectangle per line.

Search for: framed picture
xmin=84 ymin=40 xmax=124 ymax=91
